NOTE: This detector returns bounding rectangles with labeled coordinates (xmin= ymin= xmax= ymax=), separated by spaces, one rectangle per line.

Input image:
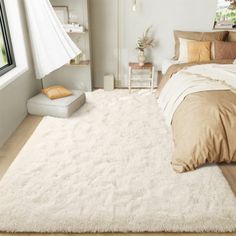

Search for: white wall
xmin=90 ymin=0 xmax=119 ymax=88
xmin=90 ymin=0 xmax=218 ymax=88
xmin=0 ymin=0 xmax=40 ymax=147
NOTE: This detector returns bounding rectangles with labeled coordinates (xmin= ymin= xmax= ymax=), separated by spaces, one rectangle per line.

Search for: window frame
xmin=0 ymin=0 xmax=15 ymax=77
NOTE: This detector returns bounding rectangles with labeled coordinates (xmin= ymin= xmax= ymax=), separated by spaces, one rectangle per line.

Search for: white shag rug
xmin=0 ymin=90 xmax=236 ymax=233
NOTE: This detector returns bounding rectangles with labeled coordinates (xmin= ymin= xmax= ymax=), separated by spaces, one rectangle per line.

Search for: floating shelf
xmin=66 ymin=29 xmax=89 ymax=35
xmin=67 ymin=60 xmax=90 ymax=67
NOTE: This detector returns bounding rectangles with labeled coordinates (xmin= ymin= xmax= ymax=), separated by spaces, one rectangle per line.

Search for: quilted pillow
xmin=42 ymin=86 xmax=72 ymax=100
xmin=187 ymin=41 xmax=211 ymax=62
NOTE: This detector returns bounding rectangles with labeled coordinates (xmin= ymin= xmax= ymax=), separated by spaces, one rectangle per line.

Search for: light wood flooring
xmin=0 ymin=116 xmax=42 ymax=179
xmin=0 ymin=115 xmax=235 ymax=236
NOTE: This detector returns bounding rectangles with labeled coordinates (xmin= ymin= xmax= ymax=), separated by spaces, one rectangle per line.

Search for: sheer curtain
xmin=24 ymin=0 xmax=81 ymax=79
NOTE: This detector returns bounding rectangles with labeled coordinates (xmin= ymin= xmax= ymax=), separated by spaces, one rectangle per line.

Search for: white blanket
xmin=158 ymin=64 xmax=236 ymax=125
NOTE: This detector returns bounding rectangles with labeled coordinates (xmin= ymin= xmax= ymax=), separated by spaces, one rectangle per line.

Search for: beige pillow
xmin=187 ymin=41 xmax=211 ymax=62
xmin=174 ymin=30 xmax=228 ymax=60
xmin=214 ymin=41 xmax=236 ymax=60
xmin=178 ymin=38 xmax=213 ymax=62
xmin=42 ymin=86 xmax=72 ymax=100
xmin=228 ymin=31 xmax=236 ymax=42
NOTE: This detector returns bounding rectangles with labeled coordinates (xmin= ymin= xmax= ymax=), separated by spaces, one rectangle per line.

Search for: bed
xmin=158 ymin=59 xmax=236 ymax=173
xmin=157 ymin=30 xmax=236 ymax=173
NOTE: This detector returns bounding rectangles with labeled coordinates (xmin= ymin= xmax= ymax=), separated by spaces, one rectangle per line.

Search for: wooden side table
xmin=128 ymin=62 xmax=155 ymax=93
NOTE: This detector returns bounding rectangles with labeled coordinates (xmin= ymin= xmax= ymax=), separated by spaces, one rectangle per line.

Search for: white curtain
xmin=24 ymin=0 xmax=81 ymax=79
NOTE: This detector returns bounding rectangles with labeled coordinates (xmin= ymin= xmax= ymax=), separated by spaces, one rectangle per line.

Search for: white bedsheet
xmin=158 ymin=64 xmax=236 ymax=125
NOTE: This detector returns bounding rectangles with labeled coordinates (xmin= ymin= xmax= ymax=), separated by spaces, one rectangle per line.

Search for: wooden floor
xmin=1 ymin=234 xmax=235 ymax=236
xmin=0 ymin=116 xmax=43 ymax=179
xmin=0 ymin=234 xmax=235 ymax=236
xmin=0 ymin=115 xmax=235 ymax=236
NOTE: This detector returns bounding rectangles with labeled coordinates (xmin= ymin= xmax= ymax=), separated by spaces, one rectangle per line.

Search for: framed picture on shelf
xmin=214 ymin=0 xmax=236 ymax=29
xmin=53 ymin=6 xmax=69 ymax=24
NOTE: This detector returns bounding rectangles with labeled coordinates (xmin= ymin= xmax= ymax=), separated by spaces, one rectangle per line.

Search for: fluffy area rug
xmin=0 ymin=90 xmax=236 ymax=233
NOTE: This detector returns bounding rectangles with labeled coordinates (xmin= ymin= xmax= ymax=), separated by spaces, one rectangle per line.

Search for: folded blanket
xmin=159 ymin=64 xmax=236 ymax=125
xmin=157 ymin=59 xmax=234 ymax=96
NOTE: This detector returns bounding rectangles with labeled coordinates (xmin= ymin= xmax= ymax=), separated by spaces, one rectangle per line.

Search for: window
xmin=0 ymin=0 xmax=15 ymax=77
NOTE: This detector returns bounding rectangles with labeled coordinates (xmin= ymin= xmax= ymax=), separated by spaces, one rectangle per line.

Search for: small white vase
xmin=138 ymin=50 xmax=146 ymax=66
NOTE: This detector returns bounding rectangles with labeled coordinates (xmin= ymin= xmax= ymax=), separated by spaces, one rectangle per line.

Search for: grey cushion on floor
xmin=27 ymin=90 xmax=86 ymax=118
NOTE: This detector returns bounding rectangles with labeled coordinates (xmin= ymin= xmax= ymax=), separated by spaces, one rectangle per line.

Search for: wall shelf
xmin=49 ymin=0 xmax=92 ymax=91
xmin=67 ymin=60 xmax=90 ymax=66
xmin=66 ymin=29 xmax=89 ymax=34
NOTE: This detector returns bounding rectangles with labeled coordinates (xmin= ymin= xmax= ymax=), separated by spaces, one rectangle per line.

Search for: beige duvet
xmin=158 ymin=60 xmax=236 ymax=173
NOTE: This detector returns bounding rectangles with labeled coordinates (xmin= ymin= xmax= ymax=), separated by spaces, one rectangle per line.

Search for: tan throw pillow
xmin=178 ymin=38 xmax=212 ymax=63
xmin=174 ymin=30 xmax=228 ymax=60
xmin=214 ymin=41 xmax=236 ymax=60
xmin=228 ymin=31 xmax=236 ymax=42
xmin=187 ymin=41 xmax=211 ymax=63
xmin=42 ymin=86 xmax=72 ymax=100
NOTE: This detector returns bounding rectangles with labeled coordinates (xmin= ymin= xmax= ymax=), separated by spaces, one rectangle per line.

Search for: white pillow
xmin=211 ymin=41 xmax=215 ymax=60
xmin=178 ymin=38 xmax=215 ymax=63
xmin=178 ymin=38 xmax=191 ymax=63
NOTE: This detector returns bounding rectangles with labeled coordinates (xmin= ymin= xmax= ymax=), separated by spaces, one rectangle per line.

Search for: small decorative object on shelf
xmin=74 ymin=54 xmax=81 ymax=64
xmin=136 ymin=26 xmax=155 ymax=66
xmin=138 ymin=50 xmax=146 ymax=68
xmin=69 ymin=60 xmax=90 ymax=66
xmin=70 ymin=53 xmax=87 ymax=64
